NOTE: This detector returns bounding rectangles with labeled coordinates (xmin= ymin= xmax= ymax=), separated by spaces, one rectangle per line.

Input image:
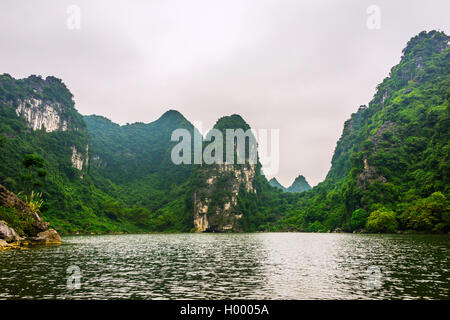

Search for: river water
xmin=0 ymin=233 xmax=449 ymax=299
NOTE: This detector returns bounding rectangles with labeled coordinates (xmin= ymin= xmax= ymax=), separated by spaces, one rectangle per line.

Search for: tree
xmin=403 ymin=192 xmax=450 ymax=232
xmin=351 ymin=208 xmax=369 ymax=230
xmin=307 ymin=220 xmax=326 ymax=232
xmin=21 ymin=153 xmax=47 ymax=197
xmin=366 ymin=208 xmax=398 ymax=233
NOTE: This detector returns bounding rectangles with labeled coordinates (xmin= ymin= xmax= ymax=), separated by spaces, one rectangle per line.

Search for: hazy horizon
xmin=1 ymin=0 xmax=449 ymax=186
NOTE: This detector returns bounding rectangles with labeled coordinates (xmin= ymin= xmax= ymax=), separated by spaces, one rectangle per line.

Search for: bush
xmin=351 ymin=208 xmax=369 ymax=230
xmin=366 ymin=208 xmax=398 ymax=233
xmin=403 ymin=192 xmax=449 ymax=232
xmin=0 ymin=206 xmax=39 ymax=236
xmin=307 ymin=220 xmax=327 ymax=232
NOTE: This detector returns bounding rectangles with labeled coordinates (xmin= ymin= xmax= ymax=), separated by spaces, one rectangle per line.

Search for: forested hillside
xmin=0 ymin=77 xmax=197 ymax=233
xmin=0 ymin=30 xmax=448 ymax=234
xmin=0 ymin=74 xmax=120 ymax=234
xmin=268 ymin=31 xmax=449 ymax=233
xmin=84 ymin=111 xmax=199 ymax=232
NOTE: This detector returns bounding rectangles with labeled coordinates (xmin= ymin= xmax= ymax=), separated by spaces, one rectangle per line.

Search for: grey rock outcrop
xmin=16 ymin=98 xmax=68 ymax=132
xmin=0 ymin=184 xmax=61 ymax=248
xmin=0 ymin=221 xmax=22 ymax=242
xmin=30 ymin=229 xmax=62 ymax=244
xmin=193 ymin=164 xmax=255 ymax=232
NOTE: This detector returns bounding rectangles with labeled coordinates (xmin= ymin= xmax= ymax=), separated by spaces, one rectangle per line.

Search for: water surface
xmin=0 ymin=233 xmax=449 ymax=299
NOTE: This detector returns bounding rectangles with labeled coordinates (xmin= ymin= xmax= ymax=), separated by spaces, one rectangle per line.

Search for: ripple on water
xmin=0 ymin=233 xmax=449 ymax=299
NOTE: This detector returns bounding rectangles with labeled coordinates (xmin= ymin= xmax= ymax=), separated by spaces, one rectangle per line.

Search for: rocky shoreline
xmin=0 ymin=184 xmax=61 ymax=250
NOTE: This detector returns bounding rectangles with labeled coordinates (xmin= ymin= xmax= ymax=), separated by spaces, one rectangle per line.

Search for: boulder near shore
xmin=0 ymin=184 xmax=61 ymax=250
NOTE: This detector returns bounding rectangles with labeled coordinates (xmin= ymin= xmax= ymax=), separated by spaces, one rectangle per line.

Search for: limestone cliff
xmin=1 ymin=74 xmax=89 ymax=171
xmin=71 ymin=145 xmax=89 ymax=171
xmin=15 ymin=98 xmax=68 ymax=132
xmin=191 ymin=115 xmax=259 ymax=232
xmin=193 ymin=163 xmax=256 ymax=232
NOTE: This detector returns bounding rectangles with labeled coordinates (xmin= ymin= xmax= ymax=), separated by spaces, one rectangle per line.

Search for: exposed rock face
xmin=191 ymin=114 xmax=261 ymax=232
xmin=16 ymin=98 xmax=68 ymax=132
xmin=354 ymin=121 xmax=393 ymax=189
xmin=0 ymin=221 xmax=22 ymax=242
xmin=31 ymin=229 xmax=62 ymax=244
xmin=356 ymin=158 xmax=387 ymax=189
xmin=193 ymin=164 xmax=256 ymax=232
xmin=193 ymin=207 xmax=209 ymax=232
xmin=0 ymin=239 xmax=10 ymax=248
xmin=8 ymin=76 xmax=89 ymax=173
xmin=71 ymin=145 xmax=88 ymax=170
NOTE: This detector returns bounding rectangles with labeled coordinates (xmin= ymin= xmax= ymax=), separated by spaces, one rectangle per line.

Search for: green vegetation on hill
xmin=84 ymin=110 xmax=199 ymax=232
xmin=269 ymin=178 xmax=287 ymax=191
xmin=0 ymin=31 xmax=448 ymax=234
xmin=0 ymin=75 xmax=107 ymax=234
xmin=263 ymin=31 xmax=450 ymax=233
xmin=286 ymin=175 xmax=311 ymax=193
xmin=0 ymin=76 xmax=189 ymax=234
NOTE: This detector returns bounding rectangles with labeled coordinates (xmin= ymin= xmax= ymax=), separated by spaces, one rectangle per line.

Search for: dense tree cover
xmin=21 ymin=153 xmax=46 ymax=197
xmin=0 ymin=31 xmax=448 ymax=234
xmin=259 ymin=31 xmax=450 ymax=233
xmin=286 ymin=175 xmax=311 ymax=193
xmin=0 ymin=75 xmax=145 ymax=234
xmin=84 ymin=110 xmax=199 ymax=232
xmin=198 ymin=31 xmax=449 ymax=234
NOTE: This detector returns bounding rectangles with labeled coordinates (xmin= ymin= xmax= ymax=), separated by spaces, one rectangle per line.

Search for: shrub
xmin=366 ymin=208 xmax=398 ymax=233
xmin=403 ymin=192 xmax=449 ymax=232
xmin=351 ymin=208 xmax=369 ymax=230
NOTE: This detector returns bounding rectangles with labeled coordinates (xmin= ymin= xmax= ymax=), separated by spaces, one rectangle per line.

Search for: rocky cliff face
xmin=1 ymin=75 xmax=90 ymax=171
xmin=71 ymin=145 xmax=89 ymax=171
xmin=15 ymin=98 xmax=68 ymax=132
xmin=0 ymin=74 xmax=95 ymax=234
xmin=193 ymin=163 xmax=256 ymax=232
xmin=191 ymin=115 xmax=259 ymax=232
xmin=17 ymin=99 xmax=89 ymax=170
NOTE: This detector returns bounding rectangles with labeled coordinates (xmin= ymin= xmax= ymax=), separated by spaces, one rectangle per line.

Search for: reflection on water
xmin=0 ymin=233 xmax=449 ymax=299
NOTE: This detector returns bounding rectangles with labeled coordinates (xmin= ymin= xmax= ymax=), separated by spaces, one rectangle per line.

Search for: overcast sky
xmin=1 ymin=0 xmax=449 ymax=186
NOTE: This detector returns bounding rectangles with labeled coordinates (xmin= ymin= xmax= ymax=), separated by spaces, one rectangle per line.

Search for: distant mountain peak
xmin=269 ymin=177 xmax=287 ymax=191
xmin=401 ymin=30 xmax=449 ymax=58
xmin=158 ymin=109 xmax=186 ymax=121
xmin=293 ymin=174 xmax=307 ymax=183
xmin=287 ymin=174 xmax=311 ymax=193
xmin=213 ymin=114 xmax=251 ymax=132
